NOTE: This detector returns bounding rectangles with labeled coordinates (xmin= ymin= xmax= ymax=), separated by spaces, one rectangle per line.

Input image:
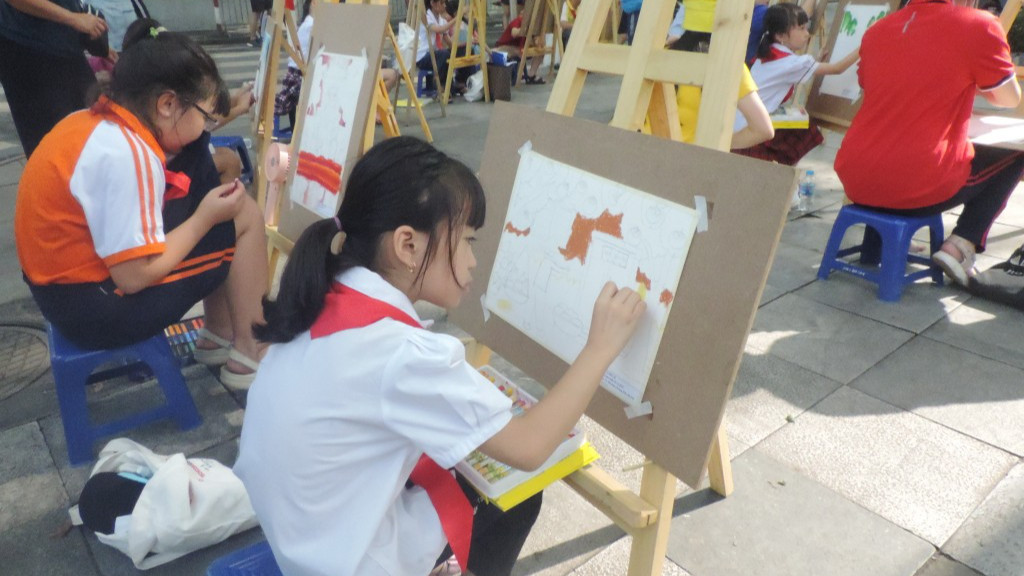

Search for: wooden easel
xmin=441 ymin=0 xmax=491 ymax=107
xmin=254 ymin=0 xmax=305 ymax=214
xmin=407 ymin=0 xmax=449 ymax=117
xmin=531 ymin=1 xmax=749 ymax=573
xmin=514 ymin=0 xmax=563 ymax=83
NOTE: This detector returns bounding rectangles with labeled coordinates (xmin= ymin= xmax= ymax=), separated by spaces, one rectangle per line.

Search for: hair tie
xmin=329 ymin=217 xmax=346 ymax=256
xmin=149 ymin=26 xmax=167 ymax=38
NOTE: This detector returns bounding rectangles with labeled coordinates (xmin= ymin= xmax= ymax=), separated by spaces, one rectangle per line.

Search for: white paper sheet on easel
xmin=289 ymin=47 xmax=368 ymax=218
xmin=819 ymin=4 xmax=890 ymax=102
xmin=484 ymin=150 xmax=699 ymax=405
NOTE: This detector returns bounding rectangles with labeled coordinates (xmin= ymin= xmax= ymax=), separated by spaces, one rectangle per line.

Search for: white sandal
xmin=193 ymin=327 xmax=232 ymax=366
xmin=219 ymin=348 xmax=260 ymax=391
xmin=932 ymin=234 xmax=977 ymax=287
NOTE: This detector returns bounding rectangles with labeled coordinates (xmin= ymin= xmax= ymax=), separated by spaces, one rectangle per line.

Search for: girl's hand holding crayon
xmin=584 ymin=282 xmax=646 ymax=362
xmin=197 ymin=178 xmax=246 ymax=226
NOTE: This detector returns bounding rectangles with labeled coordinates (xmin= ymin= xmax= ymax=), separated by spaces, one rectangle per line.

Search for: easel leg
xmin=627 ymin=463 xmax=675 ymax=576
xmin=706 ymin=423 xmax=733 ymax=497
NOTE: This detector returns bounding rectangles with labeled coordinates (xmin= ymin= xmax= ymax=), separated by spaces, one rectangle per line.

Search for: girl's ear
xmin=391 ymin=225 xmax=421 ymax=269
xmin=155 ymin=91 xmax=177 ymax=119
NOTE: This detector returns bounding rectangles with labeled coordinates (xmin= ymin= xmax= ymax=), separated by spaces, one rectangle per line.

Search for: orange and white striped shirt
xmin=16 ymin=96 xmax=168 ymax=286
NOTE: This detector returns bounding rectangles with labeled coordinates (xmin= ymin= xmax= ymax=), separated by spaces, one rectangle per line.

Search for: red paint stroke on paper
xmin=296 ymin=151 xmax=343 ymax=195
xmin=504 ymin=222 xmax=531 ymax=237
xmin=558 ymin=209 xmax=623 ymax=265
xmin=659 ymin=289 xmax=674 ymax=307
xmin=635 ymin=268 xmax=651 ymax=291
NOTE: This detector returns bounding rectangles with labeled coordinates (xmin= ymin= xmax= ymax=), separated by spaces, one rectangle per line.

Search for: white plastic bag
xmin=464 ymin=70 xmax=485 ymax=102
xmin=69 ymin=438 xmax=259 ymax=570
xmin=397 ymin=22 xmax=416 ymax=70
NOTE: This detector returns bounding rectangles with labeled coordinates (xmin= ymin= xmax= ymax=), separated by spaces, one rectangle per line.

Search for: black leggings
xmin=0 ymin=34 xmax=96 ymax=158
xmin=872 ymin=145 xmax=1024 ymax=251
xmin=432 ymin=475 xmax=543 ymax=576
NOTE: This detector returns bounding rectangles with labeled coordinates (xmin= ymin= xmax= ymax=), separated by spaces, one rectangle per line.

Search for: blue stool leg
xmin=139 ymin=337 xmax=202 ymax=430
xmin=50 ymin=359 xmax=97 ymax=466
xmin=877 ymin=224 xmax=912 ymax=301
xmin=818 ymin=214 xmax=853 ymax=280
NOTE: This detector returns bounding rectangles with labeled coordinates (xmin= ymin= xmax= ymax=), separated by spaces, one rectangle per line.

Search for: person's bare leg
xmin=200 ymin=288 xmax=233 ymax=351
xmin=221 ymin=195 xmax=268 ymax=374
xmin=213 ymin=147 xmax=242 ymax=185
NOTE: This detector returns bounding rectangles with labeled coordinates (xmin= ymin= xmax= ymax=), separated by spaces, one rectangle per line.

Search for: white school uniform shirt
xmin=286 ymin=14 xmax=314 ymax=69
xmin=417 ymin=9 xmax=444 ymax=62
xmin=734 ymin=43 xmax=818 ymax=131
xmin=234 ymin=266 xmax=513 ymax=576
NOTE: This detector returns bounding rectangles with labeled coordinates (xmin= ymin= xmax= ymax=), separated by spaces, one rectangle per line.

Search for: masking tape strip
xmin=481 ymin=294 xmax=491 ymax=322
xmin=694 ymin=195 xmax=709 ymax=233
xmin=624 ymin=401 xmax=653 ymax=419
xmin=518 ymin=140 xmax=533 ymax=156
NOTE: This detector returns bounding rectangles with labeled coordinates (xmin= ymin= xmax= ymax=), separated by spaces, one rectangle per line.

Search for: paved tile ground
xmin=1 ymin=35 xmax=1023 ymax=576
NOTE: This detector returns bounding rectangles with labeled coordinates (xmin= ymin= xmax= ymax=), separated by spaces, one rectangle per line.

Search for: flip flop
xmin=193 ymin=327 xmax=231 ymax=366
xmin=219 ymin=348 xmax=260 ymax=391
xmin=932 ymin=234 xmax=976 ymax=287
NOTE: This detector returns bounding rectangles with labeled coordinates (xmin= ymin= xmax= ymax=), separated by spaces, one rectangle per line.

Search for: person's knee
xmin=234 ymin=194 xmax=265 ymax=236
xmin=213 ymin=147 xmax=243 ymax=185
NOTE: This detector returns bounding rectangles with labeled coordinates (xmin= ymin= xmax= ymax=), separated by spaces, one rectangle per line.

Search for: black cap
xmin=78 ymin=472 xmax=146 ymax=535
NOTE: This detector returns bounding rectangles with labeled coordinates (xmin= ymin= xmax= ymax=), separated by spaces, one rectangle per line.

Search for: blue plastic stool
xmin=417 ymin=68 xmax=436 ymax=98
xmin=47 ymin=324 xmax=202 ymax=466
xmin=817 ymin=204 xmax=944 ymax=302
xmin=209 ymin=135 xmax=254 ymax=185
xmin=207 ymin=541 xmax=283 ymax=576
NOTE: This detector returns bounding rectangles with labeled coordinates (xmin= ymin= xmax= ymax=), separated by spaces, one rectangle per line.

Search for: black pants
xmin=432 ymin=475 xmax=543 ymax=576
xmin=872 ymin=145 xmax=1024 ymax=251
xmin=417 ymin=51 xmax=474 ymax=91
xmin=0 ymin=35 xmax=96 ymax=158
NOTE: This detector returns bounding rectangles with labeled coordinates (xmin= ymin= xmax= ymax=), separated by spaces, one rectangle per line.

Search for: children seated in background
xmin=733 ymin=3 xmax=859 ymax=165
xmin=235 ymin=136 xmax=644 ymax=575
xmin=15 ymin=23 xmax=267 ymax=389
xmin=495 ymin=13 xmax=545 ymax=84
xmin=417 ymin=0 xmax=474 ymax=96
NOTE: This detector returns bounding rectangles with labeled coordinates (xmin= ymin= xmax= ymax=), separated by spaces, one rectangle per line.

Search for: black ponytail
xmin=757 ymin=3 xmax=807 ymax=60
xmin=255 ymin=136 xmax=486 ymax=344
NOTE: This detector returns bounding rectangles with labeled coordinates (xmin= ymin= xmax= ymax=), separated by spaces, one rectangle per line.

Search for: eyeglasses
xmin=191 ymin=103 xmax=219 ymax=131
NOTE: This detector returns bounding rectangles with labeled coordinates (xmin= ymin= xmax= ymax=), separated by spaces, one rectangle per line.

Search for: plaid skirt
xmin=274 ymin=67 xmax=303 ymax=116
xmin=733 ymin=121 xmax=824 ymax=166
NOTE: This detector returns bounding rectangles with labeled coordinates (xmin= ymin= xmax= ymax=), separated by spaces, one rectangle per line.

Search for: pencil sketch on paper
xmin=290 ymin=47 xmax=368 ymax=218
xmin=484 ymin=150 xmax=699 ymax=405
xmin=820 ymin=4 xmax=889 ymax=102
xmin=252 ymin=24 xmax=275 ymax=112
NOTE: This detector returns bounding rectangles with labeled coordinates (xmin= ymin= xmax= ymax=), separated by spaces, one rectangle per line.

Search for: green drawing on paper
xmin=840 ymin=10 xmax=858 ymax=35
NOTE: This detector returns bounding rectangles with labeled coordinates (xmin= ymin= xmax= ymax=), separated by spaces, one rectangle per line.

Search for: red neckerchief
xmin=163 ymin=170 xmax=191 ymax=205
xmin=309 ymin=282 xmax=474 ymax=572
xmin=756 ymin=45 xmax=796 ymax=104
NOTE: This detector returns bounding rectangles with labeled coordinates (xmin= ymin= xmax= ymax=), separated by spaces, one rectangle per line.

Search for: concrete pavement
xmin=1 ymin=39 xmax=1023 ymax=576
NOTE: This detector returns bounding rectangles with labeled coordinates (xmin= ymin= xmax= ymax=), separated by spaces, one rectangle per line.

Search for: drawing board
xmin=450 ymin=103 xmax=797 ymax=487
xmin=806 ymin=0 xmax=899 ymax=127
xmin=485 ymin=150 xmax=698 ymax=405
xmin=251 ymin=21 xmax=277 ymax=134
xmin=277 ymin=2 xmax=388 ymax=241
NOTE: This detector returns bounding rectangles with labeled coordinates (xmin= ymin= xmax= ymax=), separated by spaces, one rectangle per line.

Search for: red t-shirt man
xmin=496 ymin=15 xmax=526 ymax=50
xmin=834 ymin=0 xmax=1023 ymax=286
xmin=836 ymin=0 xmax=1015 ymax=209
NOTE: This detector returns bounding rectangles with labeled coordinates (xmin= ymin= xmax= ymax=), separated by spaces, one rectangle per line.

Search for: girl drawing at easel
xmin=235 ymin=136 xmax=645 ymax=576
xmin=733 ymin=3 xmax=861 ymax=166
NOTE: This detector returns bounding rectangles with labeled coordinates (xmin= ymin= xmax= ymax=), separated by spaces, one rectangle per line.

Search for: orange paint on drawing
xmin=504 ymin=222 xmax=531 ymax=237
xmin=635 ymin=268 xmax=651 ymax=290
xmin=558 ymin=209 xmax=623 ymax=264
xmin=659 ymin=289 xmax=674 ymax=307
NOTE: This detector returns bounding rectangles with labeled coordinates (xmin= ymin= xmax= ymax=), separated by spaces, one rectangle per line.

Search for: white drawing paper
xmin=289 ymin=47 xmax=368 ymax=218
xmin=484 ymin=150 xmax=699 ymax=405
xmin=253 ymin=25 xmax=275 ymax=112
xmin=819 ymin=4 xmax=889 ymax=102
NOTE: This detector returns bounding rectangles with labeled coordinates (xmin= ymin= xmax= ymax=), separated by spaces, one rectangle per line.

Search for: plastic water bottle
xmin=798 ymin=169 xmax=816 ymax=213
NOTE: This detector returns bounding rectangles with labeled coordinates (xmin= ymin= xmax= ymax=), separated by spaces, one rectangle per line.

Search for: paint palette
xmin=455 ymin=365 xmax=587 ymax=500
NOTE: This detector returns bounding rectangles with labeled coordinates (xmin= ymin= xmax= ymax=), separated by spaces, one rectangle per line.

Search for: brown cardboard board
xmin=449 ymin=103 xmax=797 ymax=488
xmin=806 ymin=0 xmax=898 ymax=127
xmin=277 ymin=2 xmax=388 ymax=242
